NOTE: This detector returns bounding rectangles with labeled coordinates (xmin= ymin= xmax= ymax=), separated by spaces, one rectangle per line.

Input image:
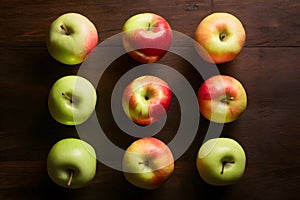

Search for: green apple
xmin=194 ymin=12 xmax=246 ymax=64
xmin=47 ymin=138 xmax=97 ymax=189
xmin=196 ymin=138 xmax=246 ymax=186
xmin=47 ymin=12 xmax=98 ymax=65
xmin=122 ymin=137 xmax=174 ymax=189
xmin=48 ymin=75 xmax=97 ymax=125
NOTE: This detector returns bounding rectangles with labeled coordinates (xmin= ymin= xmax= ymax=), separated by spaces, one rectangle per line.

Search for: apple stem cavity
xmin=219 ymin=33 xmax=227 ymax=41
xmin=60 ymin=24 xmax=71 ymax=35
xmin=144 ymin=89 xmax=154 ymax=101
xmin=221 ymin=96 xmax=234 ymax=104
xmin=67 ymin=170 xmax=74 ymax=187
xmin=145 ymin=95 xmax=150 ymax=101
xmin=221 ymin=161 xmax=235 ymax=174
xmin=62 ymin=92 xmax=73 ymax=104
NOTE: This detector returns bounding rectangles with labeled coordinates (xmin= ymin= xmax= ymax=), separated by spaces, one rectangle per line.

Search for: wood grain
xmin=212 ymin=0 xmax=300 ymax=47
xmin=0 ymin=0 xmax=299 ymax=199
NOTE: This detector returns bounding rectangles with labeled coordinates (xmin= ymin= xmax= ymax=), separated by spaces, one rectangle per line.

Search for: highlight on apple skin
xmin=122 ymin=137 xmax=175 ymax=190
xmin=47 ymin=12 xmax=98 ymax=65
xmin=122 ymin=13 xmax=173 ymax=63
xmin=196 ymin=137 xmax=246 ymax=186
xmin=122 ymin=75 xmax=172 ymax=125
xmin=48 ymin=75 xmax=97 ymax=125
xmin=194 ymin=12 xmax=246 ymax=64
xmin=197 ymin=75 xmax=247 ymax=123
xmin=47 ymin=138 xmax=97 ymax=189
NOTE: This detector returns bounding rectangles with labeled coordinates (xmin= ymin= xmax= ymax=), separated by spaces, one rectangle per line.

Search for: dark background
xmin=1 ymin=0 xmax=299 ymax=199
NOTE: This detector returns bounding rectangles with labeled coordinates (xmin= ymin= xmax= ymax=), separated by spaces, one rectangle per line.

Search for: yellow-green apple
xmin=122 ymin=75 xmax=172 ymax=125
xmin=47 ymin=138 xmax=97 ymax=189
xmin=122 ymin=137 xmax=174 ymax=189
xmin=198 ymin=75 xmax=247 ymax=123
xmin=122 ymin=13 xmax=172 ymax=63
xmin=47 ymin=12 xmax=98 ymax=65
xmin=196 ymin=137 xmax=246 ymax=186
xmin=48 ymin=75 xmax=97 ymax=125
xmin=194 ymin=12 xmax=246 ymax=64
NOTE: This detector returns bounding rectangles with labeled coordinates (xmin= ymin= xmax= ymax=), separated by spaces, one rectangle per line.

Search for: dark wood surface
xmin=1 ymin=0 xmax=299 ymax=199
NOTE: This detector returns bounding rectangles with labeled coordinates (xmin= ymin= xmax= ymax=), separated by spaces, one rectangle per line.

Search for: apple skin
xmin=48 ymin=75 xmax=97 ymax=125
xmin=122 ymin=137 xmax=174 ymax=190
xmin=194 ymin=12 xmax=246 ymax=64
xmin=122 ymin=75 xmax=172 ymax=125
xmin=198 ymin=75 xmax=247 ymax=123
xmin=47 ymin=138 xmax=97 ymax=189
xmin=47 ymin=12 xmax=98 ymax=65
xmin=196 ymin=137 xmax=246 ymax=186
xmin=122 ymin=13 xmax=172 ymax=63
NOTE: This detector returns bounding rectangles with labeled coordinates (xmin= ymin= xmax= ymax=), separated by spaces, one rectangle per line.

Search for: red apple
xmin=122 ymin=13 xmax=172 ymax=63
xmin=122 ymin=75 xmax=172 ymax=125
xmin=198 ymin=75 xmax=247 ymax=123
xmin=122 ymin=137 xmax=174 ymax=190
xmin=194 ymin=12 xmax=246 ymax=64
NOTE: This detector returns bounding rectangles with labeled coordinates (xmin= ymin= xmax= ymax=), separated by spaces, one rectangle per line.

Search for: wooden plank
xmin=0 ymin=44 xmax=299 ymax=199
xmin=212 ymin=0 xmax=300 ymax=46
xmin=0 ymin=0 xmax=212 ymax=47
xmin=0 ymin=0 xmax=299 ymax=199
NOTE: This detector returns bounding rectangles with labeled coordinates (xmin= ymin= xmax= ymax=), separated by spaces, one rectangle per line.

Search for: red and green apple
xmin=194 ymin=12 xmax=246 ymax=64
xmin=122 ymin=75 xmax=172 ymax=125
xmin=122 ymin=13 xmax=172 ymax=63
xmin=47 ymin=12 xmax=98 ymax=65
xmin=198 ymin=75 xmax=247 ymax=123
xmin=122 ymin=137 xmax=174 ymax=189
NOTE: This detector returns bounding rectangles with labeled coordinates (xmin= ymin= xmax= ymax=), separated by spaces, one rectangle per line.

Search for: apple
xmin=47 ymin=12 xmax=98 ymax=65
xmin=122 ymin=13 xmax=172 ymax=63
xmin=198 ymin=75 xmax=247 ymax=123
xmin=196 ymin=137 xmax=246 ymax=186
xmin=122 ymin=137 xmax=174 ymax=189
xmin=47 ymin=138 xmax=97 ymax=189
xmin=122 ymin=75 xmax=172 ymax=125
xmin=48 ymin=75 xmax=97 ymax=125
xmin=194 ymin=12 xmax=246 ymax=64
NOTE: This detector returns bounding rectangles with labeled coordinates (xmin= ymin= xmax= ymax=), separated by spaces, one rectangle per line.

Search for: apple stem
xmin=62 ymin=92 xmax=73 ymax=104
xmin=67 ymin=170 xmax=74 ymax=187
xmin=221 ymin=161 xmax=235 ymax=174
xmin=147 ymin=23 xmax=151 ymax=31
xmin=60 ymin=24 xmax=71 ymax=35
xmin=139 ymin=161 xmax=149 ymax=166
xmin=221 ymin=96 xmax=234 ymax=104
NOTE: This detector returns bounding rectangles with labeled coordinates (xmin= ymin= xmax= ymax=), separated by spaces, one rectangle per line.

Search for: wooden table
xmin=1 ymin=0 xmax=299 ymax=199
